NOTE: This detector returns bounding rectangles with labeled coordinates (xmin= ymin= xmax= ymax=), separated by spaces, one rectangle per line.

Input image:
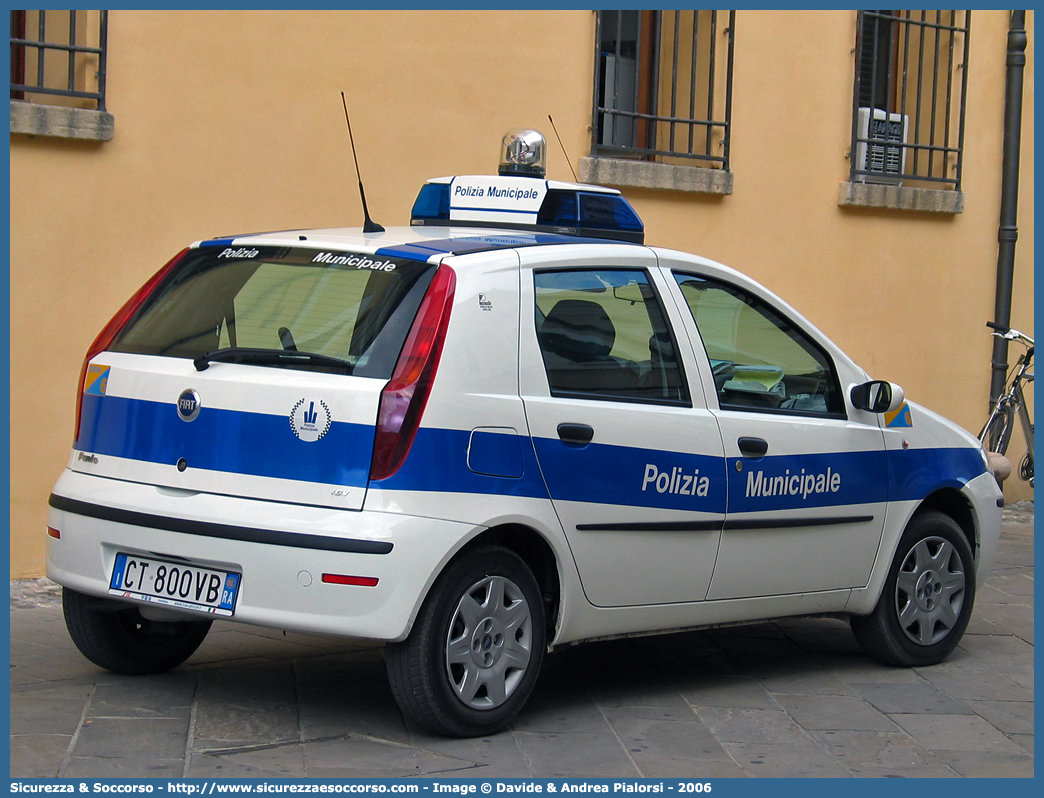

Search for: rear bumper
xmin=46 ymin=469 xmax=476 ymax=641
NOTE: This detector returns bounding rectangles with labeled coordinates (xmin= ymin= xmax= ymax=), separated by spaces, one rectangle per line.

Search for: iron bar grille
xmin=592 ymin=10 xmax=734 ymax=169
xmin=10 ymin=10 xmax=108 ymax=111
xmin=850 ymin=10 xmax=970 ymax=189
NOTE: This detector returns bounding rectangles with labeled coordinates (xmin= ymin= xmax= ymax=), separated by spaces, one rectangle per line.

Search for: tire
xmin=982 ymin=403 xmax=1015 ymax=455
xmin=851 ymin=511 xmax=975 ymax=667
xmin=385 ymin=547 xmax=545 ymax=737
xmin=1019 ymin=449 xmax=1033 ymax=484
xmin=63 ymin=588 xmax=212 ymax=675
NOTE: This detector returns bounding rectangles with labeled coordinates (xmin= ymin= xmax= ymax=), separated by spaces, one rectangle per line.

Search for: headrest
xmin=539 ymin=299 xmax=616 ymax=361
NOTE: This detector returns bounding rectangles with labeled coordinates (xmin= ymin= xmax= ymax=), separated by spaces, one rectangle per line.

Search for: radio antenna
xmin=548 ymin=114 xmax=578 ymax=182
xmin=341 ymin=92 xmax=384 ymax=233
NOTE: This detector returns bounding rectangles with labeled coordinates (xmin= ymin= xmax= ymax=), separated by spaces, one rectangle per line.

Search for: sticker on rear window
xmin=218 ymin=247 xmax=260 ymax=259
xmin=311 ymin=252 xmax=397 ymax=271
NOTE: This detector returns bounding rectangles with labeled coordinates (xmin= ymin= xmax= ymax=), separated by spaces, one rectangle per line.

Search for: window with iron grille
xmin=10 ymin=10 xmax=111 ymax=140
xmin=10 ymin=10 xmax=108 ymax=110
xmin=592 ymin=10 xmax=735 ymax=171
xmin=850 ymin=10 xmax=970 ymax=190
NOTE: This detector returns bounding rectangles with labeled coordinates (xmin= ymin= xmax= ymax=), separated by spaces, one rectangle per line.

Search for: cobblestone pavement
xmin=10 ymin=504 xmax=1033 ymax=779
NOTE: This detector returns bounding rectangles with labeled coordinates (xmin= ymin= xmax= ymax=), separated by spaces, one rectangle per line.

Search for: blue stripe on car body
xmin=725 ymin=450 xmax=889 ymax=513
xmin=76 ymin=394 xmax=374 ymax=488
xmin=75 ymin=396 xmax=987 ymax=511
xmin=532 ymin=437 xmax=728 ymax=515
xmin=370 ymin=427 xmax=549 ymax=500
xmin=885 ymin=446 xmax=988 ymax=500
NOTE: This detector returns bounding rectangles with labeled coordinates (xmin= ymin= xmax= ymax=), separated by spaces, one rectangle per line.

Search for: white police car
xmin=48 ymin=130 xmax=1003 ymax=737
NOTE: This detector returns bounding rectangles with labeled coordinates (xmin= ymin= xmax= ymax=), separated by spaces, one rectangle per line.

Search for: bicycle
xmin=979 ymin=321 xmax=1034 ymax=487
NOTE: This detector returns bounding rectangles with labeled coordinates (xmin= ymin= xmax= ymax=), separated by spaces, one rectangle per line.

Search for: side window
xmin=534 ymin=269 xmax=688 ymax=405
xmin=673 ymin=273 xmax=844 ymax=417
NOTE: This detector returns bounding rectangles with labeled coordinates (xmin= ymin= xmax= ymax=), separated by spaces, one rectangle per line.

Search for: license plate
xmin=109 ymin=553 xmax=240 ymax=616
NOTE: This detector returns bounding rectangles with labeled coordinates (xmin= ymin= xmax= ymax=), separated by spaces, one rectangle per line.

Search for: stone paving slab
xmin=8 ymin=684 xmax=93 ymax=735
xmin=846 ymin=681 xmax=975 ymax=715
xmin=932 ymin=748 xmax=1035 ymax=778
xmin=679 ymin=675 xmax=779 ymax=710
xmin=1010 ymin=733 xmax=1034 ymax=754
xmin=9 ymin=735 xmax=73 ymax=778
xmin=719 ymin=741 xmax=851 ymax=777
xmin=415 ymin=732 xmax=534 ymax=778
xmin=88 ymin=676 xmax=196 ymax=720
xmin=9 ymin=505 xmax=1034 ymax=779
xmin=963 ymin=699 xmax=1035 ymax=735
xmin=62 ymin=756 xmax=186 ymax=779
xmin=512 ymin=731 xmax=639 ymax=777
xmin=808 ymin=729 xmax=957 ymax=778
xmin=887 ymin=713 xmax=1026 ymax=754
xmin=773 ymin=694 xmax=896 ymax=732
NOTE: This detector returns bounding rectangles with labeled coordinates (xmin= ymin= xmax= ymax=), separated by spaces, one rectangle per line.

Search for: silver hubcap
xmin=445 ymin=575 xmax=533 ymax=710
xmin=895 ymin=536 xmax=966 ymax=646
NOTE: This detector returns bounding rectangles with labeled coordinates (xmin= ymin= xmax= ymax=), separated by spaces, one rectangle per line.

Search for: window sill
xmin=838 ymin=182 xmax=964 ymax=214
xmin=579 ymin=157 xmax=733 ymax=195
xmin=10 ymin=101 xmax=114 ymax=141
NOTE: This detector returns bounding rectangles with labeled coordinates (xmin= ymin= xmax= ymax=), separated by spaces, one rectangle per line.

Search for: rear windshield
xmin=109 ymin=246 xmax=435 ymax=378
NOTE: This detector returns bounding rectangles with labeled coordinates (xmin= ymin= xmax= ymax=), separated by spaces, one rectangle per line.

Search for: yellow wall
xmin=9 ymin=10 xmax=1033 ymax=578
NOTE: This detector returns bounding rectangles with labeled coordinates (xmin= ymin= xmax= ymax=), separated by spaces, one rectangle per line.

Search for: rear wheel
xmin=851 ymin=511 xmax=974 ymax=667
xmin=63 ymin=588 xmax=211 ymax=675
xmin=1019 ymin=446 xmax=1033 ymax=485
xmin=386 ymin=547 xmax=544 ymax=737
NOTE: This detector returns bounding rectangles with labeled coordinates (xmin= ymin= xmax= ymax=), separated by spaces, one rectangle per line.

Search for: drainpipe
xmin=989 ymin=10 xmax=1027 ymax=408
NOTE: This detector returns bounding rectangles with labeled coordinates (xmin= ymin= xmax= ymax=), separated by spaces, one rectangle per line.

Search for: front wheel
xmin=981 ymin=403 xmax=1015 ymax=455
xmin=385 ymin=547 xmax=545 ymax=737
xmin=851 ymin=511 xmax=975 ymax=667
xmin=63 ymin=588 xmax=212 ymax=675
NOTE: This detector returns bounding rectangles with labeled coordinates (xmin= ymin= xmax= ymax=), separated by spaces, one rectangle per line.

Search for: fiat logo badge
xmin=177 ymin=389 xmax=201 ymax=422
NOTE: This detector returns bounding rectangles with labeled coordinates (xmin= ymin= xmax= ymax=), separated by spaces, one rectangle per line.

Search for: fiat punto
xmin=47 ymin=130 xmax=1003 ymax=736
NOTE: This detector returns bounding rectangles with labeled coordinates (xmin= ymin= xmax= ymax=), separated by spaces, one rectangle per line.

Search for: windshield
xmin=109 ymin=246 xmax=435 ymax=378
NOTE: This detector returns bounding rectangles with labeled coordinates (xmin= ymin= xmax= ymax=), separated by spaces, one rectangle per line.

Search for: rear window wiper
xmin=193 ymin=347 xmax=354 ymax=374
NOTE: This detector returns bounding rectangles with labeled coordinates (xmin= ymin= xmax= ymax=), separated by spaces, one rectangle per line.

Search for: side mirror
xmin=851 ymin=380 xmax=905 ymax=414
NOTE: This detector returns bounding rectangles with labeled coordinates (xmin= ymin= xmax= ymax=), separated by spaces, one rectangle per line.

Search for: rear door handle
xmin=738 ymin=437 xmax=768 ymax=458
xmin=558 ymin=423 xmax=594 ymax=445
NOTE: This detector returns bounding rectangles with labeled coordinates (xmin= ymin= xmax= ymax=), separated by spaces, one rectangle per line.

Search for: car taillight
xmin=74 ymin=248 xmax=189 ymax=445
xmin=369 ymin=265 xmax=456 ymax=481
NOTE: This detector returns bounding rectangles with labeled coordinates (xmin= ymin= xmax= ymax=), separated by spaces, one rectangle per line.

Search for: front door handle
xmin=738 ymin=437 xmax=768 ymax=458
xmin=558 ymin=423 xmax=594 ymax=445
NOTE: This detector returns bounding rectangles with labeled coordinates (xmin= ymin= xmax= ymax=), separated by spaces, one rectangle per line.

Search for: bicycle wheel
xmin=982 ymin=403 xmax=1015 ymax=455
xmin=1019 ymin=450 xmax=1033 ymax=484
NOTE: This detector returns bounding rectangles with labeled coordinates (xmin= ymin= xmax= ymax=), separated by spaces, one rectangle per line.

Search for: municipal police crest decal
xmin=289 ymin=398 xmax=332 ymax=442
